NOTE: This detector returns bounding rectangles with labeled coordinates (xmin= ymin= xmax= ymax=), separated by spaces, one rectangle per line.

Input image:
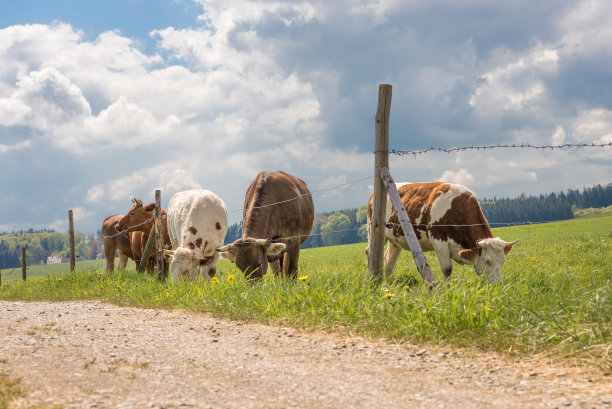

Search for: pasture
xmin=1 ymin=213 xmax=610 ymax=372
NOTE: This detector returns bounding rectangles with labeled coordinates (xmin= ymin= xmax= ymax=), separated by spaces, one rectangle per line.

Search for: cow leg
xmin=117 ymin=252 xmax=128 ymax=271
xmin=104 ymin=243 xmax=115 ymax=272
xmin=433 ymin=242 xmax=453 ymax=283
xmin=270 ymin=259 xmax=282 ymax=277
xmin=284 ymin=241 xmax=300 ymax=279
xmin=383 ymin=241 xmax=402 ymax=276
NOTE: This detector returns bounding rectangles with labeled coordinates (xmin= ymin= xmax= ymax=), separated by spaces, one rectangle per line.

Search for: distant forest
xmin=1 ymin=183 xmax=611 ymax=269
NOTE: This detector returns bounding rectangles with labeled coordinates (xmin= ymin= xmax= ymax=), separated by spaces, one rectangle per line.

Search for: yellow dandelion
xmin=403 ymin=285 xmax=409 ymax=291
xmin=385 ymin=293 xmax=395 ymax=298
xmin=227 ymin=275 xmax=235 ymax=282
xmin=58 ymin=278 xmax=62 ymax=282
xmin=211 ymin=277 xmax=220 ymax=284
xmin=298 ymin=275 xmax=308 ymax=281
xmin=382 ymin=287 xmax=389 ymax=292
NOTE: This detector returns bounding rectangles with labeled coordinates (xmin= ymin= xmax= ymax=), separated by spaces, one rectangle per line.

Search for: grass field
xmin=1 ymin=213 xmax=610 ymax=372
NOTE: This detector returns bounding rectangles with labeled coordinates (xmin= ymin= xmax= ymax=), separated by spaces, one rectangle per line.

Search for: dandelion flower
xmin=227 ymin=275 xmax=235 ymax=282
xmin=403 ymin=285 xmax=409 ymax=291
xmin=385 ymin=293 xmax=395 ymax=298
xmin=298 ymin=275 xmax=308 ymax=281
xmin=211 ymin=277 xmax=219 ymax=284
xmin=382 ymin=287 xmax=389 ymax=292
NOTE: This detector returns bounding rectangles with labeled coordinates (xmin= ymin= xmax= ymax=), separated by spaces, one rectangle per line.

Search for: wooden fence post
xmin=380 ymin=167 xmax=436 ymax=286
xmin=138 ymin=227 xmax=156 ymax=273
xmin=154 ymin=189 xmax=165 ymax=279
xmin=368 ymin=84 xmax=392 ymax=279
xmin=21 ymin=247 xmax=27 ymax=280
xmin=68 ymin=210 xmax=75 ymax=272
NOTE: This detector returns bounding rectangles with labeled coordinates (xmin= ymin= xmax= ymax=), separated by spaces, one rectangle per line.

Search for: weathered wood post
xmin=380 ymin=167 xmax=436 ymax=286
xmin=154 ymin=189 xmax=165 ymax=279
xmin=21 ymin=247 xmax=26 ymax=281
xmin=68 ymin=210 xmax=75 ymax=272
xmin=368 ymin=84 xmax=392 ymax=279
xmin=138 ymin=228 xmax=156 ymax=273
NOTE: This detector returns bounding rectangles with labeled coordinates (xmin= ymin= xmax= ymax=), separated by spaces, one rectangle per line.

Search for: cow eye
xmin=485 ymin=260 xmax=491 ymax=265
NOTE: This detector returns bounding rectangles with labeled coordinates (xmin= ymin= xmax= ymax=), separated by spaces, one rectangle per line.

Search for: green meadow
xmin=1 ymin=213 xmax=610 ymax=372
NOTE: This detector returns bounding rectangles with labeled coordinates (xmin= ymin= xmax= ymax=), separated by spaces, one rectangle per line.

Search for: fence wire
xmin=385 ymin=142 xmax=612 ymax=157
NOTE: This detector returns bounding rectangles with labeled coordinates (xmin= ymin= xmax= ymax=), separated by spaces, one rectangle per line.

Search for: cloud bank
xmin=0 ymin=0 xmax=611 ymax=232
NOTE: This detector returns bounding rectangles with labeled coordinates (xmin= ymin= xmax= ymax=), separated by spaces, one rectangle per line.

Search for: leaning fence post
xmin=21 ymin=247 xmax=27 ymax=280
xmin=154 ymin=189 xmax=165 ymax=279
xmin=138 ymin=228 xmax=156 ymax=273
xmin=368 ymin=84 xmax=392 ymax=279
xmin=380 ymin=167 xmax=436 ymax=286
xmin=68 ymin=210 xmax=75 ymax=272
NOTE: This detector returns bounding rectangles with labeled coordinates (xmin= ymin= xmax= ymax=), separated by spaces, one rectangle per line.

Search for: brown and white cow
xmin=367 ymin=182 xmax=518 ymax=283
xmin=102 ymin=215 xmax=134 ymax=272
xmin=116 ymin=199 xmax=172 ymax=277
xmin=216 ymin=170 xmax=314 ymax=279
xmin=163 ymin=189 xmax=228 ymax=282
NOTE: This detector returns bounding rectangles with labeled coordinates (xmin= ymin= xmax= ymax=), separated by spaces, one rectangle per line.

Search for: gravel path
xmin=1 ymin=301 xmax=610 ymax=409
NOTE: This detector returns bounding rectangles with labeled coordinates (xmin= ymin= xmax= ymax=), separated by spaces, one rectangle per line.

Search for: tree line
xmin=1 ymin=183 xmax=610 ymax=268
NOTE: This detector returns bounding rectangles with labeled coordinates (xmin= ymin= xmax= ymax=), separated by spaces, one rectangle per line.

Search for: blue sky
xmin=1 ymin=0 xmax=611 ymax=233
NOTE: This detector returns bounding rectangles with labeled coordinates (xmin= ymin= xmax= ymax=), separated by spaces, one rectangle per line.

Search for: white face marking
xmin=472 ymin=239 xmax=510 ymax=283
xmin=429 ymin=184 xmax=468 ymax=224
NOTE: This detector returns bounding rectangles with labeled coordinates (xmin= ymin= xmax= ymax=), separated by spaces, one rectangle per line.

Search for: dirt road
xmin=1 ymin=301 xmax=610 ymax=409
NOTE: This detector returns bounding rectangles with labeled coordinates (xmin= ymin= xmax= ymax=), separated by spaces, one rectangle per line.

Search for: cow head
xmin=458 ymin=238 xmax=518 ymax=283
xmin=116 ymin=199 xmax=156 ymax=233
xmin=216 ymin=238 xmax=286 ymax=279
xmin=164 ymin=248 xmax=216 ymax=281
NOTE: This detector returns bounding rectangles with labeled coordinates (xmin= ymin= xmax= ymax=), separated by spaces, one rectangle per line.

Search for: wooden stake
xmin=138 ymin=228 xmax=156 ymax=273
xmin=368 ymin=84 xmax=392 ymax=279
xmin=154 ymin=189 xmax=165 ymax=279
xmin=68 ymin=210 xmax=75 ymax=272
xmin=21 ymin=247 xmax=26 ymax=281
xmin=380 ymin=167 xmax=435 ymax=286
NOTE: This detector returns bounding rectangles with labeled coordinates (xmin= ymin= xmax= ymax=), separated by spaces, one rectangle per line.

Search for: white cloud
xmin=439 ymin=168 xmax=475 ymax=186
xmin=552 ymin=126 xmax=566 ymax=145
xmin=572 ymin=109 xmax=612 ymax=143
xmin=0 ymin=140 xmax=31 ymax=154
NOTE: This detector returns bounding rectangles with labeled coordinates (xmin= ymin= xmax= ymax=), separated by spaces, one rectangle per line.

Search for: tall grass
xmin=1 ymin=214 xmax=610 ymax=372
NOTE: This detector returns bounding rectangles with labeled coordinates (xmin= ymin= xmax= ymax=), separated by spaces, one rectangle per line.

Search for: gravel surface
xmin=1 ymin=300 xmax=610 ymax=409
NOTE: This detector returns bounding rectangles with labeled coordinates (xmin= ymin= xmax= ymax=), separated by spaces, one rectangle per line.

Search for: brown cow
xmin=366 ymin=182 xmax=518 ymax=283
xmin=216 ymin=170 xmax=314 ymax=279
xmin=102 ymin=215 xmax=134 ymax=272
xmin=116 ymin=199 xmax=171 ymax=277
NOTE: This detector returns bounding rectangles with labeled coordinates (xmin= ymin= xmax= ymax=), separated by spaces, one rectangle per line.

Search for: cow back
xmin=243 ymin=170 xmax=314 ymax=244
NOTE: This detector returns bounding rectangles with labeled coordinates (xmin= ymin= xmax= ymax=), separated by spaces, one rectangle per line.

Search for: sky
xmin=1 ymin=0 xmax=611 ymax=234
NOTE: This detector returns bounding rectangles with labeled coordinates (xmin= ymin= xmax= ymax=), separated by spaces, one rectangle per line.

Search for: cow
xmin=216 ymin=170 xmax=314 ymax=279
xmin=116 ymin=199 xmax=172 ymax=277
xmin=366 ymin=182 xmax=518 ymax=283
xmin=163 ymin=189 xmax=228 ymax=282
xmin=102 ymin=215 xmax=134 ymax=272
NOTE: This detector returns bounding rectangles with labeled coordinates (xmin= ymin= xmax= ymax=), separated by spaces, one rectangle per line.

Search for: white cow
xmin=164 ymin=189 xmax=228 ymax=281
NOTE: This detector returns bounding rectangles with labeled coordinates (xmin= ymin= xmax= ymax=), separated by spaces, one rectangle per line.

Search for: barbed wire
xmin=101 ymin=216 xmax=156 ymax=239
xmin=227 ymin=175 xmax=373 ymax=214
xmin=385 ymin=142 xmax=612 ymax=157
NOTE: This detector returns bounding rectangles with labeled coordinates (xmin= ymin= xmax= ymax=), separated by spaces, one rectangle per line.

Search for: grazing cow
xmin=102 ymin=215 xmax=134 ymax=272
xmin=216 ymin=170 xmax=314 ymax=279
xmin=163 ymin=189 xmax=228 ymax=282
xmin=366 ymin=182 xmax=518 ymax=283
xmin=116 ymin=199 xmax=171 ymax=277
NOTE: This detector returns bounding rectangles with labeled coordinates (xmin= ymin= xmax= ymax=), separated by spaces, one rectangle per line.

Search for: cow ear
xmin=216 ymin=244 xmax=236 ymax=262
xmin=459 ymin=248 xmax=478 ymax=262
xmin=145 ymin=203 xmax=156 ymax=212
xmin=503 ymin=239 xmax=519 ymax=255
xmin=266 ymin=243 xmax=286 ymax=257
xmin=163 ymin=250 xmax=174 ymax=261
